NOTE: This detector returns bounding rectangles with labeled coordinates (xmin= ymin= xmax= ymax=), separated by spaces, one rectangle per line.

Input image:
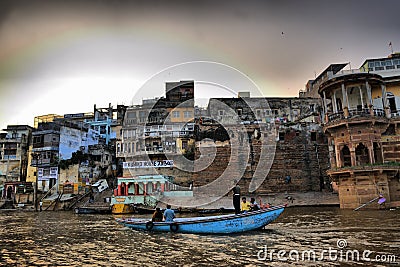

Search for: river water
xmin=0 ymin=207 xmax=398 ymax=267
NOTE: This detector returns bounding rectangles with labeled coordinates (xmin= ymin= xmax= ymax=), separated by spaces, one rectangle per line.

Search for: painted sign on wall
xmin=123 ymin=160 xmax=173 ymax=169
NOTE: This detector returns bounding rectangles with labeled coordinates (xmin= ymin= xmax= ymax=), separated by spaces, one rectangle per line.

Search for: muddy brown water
xmin=0 ymin=207 xmax=398 ymax=266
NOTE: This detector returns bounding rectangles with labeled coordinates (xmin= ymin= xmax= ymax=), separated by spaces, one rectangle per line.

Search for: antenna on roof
xmin=389 ymin=41 xmax=394 ymax=54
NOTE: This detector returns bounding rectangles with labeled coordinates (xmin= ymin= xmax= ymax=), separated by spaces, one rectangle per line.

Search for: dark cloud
xmin=1 ymin=0 xmax=400 ymax=128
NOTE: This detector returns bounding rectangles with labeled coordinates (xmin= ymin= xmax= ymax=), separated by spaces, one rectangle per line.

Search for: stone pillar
xmin=342 ymin=83 xmax=349 ymax=118
xmin=359 ymin=86 xmax=364 ymax=110
xmin=329 ymin=145 xmax=337 ymax=168
xmin=322 ymin=91 xmax=327 ymax=123
xmin=332 ymin=90 xmax=338 ymax=113
xmin=350 ymin=147 xmax=356 ymax=167
xmin=143 ymin=183 xmax=147 ymax=196
xmin=160 ymin=183 xmax=165 ymax=192
xmin=335 ymin=144 xmax=342 ymax=167
xmin=382 ymin=84 xmax=391 ymax=118
xmin=368 ymin=143 xmax=375 ymax=164
xmin=366 ymin=81 xmax=374 ymax=115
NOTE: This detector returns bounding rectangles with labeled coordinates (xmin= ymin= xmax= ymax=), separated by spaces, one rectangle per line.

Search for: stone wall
xmin=192 ymin=123 xmax=329 ymax=195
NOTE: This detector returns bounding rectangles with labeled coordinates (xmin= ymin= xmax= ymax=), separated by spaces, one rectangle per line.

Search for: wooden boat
xmin=115 ymin=204 xmax=286 ymax=234
xmin=74 ymin=206 xmax=112 ymax=214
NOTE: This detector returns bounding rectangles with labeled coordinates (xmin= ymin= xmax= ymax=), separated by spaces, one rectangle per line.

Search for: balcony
xmin=1 ymin=155 xmax=20 ymax=160
xmin=32 ymin=141 xmax=59 ymax=150
xmin=327 ymin=162 xmax=400 ymax=175
xmin=0 ymin=137 xmax=23 ymax=144
xmin=325 ymin=108 xmax=387 ymax=126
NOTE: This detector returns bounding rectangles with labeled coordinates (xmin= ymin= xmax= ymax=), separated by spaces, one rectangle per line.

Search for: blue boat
xmin=115 ymin=204 xmax=286 ymax=234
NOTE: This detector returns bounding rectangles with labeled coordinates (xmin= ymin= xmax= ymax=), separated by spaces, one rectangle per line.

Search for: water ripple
xmin=0 ymin=207 xmax=398 ymax=266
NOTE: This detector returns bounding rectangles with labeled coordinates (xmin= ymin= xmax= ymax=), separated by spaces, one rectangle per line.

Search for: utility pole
xmin=35 ymin=166 xmax=38 ymax=212
xmin=32 ymin=152 xmax=39 ymax=212
xmin=5 ymin=154 xmax=10 ymax=182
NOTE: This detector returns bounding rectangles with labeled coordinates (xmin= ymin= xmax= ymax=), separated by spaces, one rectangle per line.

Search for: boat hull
xmin=112 ymin=203 xmax=135 ymax=214
xmin=75 ymin=207 xmax=111 ymax=214
xmin=116 ymin=204 xmax=285 ymax=234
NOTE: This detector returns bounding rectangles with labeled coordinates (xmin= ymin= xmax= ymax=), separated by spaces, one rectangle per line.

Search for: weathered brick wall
xmin=192 ymin=124 xmax=329 ymax=195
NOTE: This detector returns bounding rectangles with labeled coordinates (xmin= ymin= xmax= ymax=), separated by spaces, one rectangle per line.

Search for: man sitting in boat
xmin=152 ymin=207 xmax=163 ymax=222
xmin=163 ymin=205 xmax=175 ymax=222
xmin=240 ymin=197 xmax=251 ymax=213
xmin=250 ymin=197 xmax=260 ymax=211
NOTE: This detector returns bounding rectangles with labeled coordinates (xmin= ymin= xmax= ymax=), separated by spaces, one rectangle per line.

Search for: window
xmin=33 ymin=136 xmax=42 ymax=144
xmin=279 ymin=132 xmax=285 ymax=141
xmin=311 ymin=132 xmax=317 ymax=141
xmin=127 ymin=111 xmax=136 ymax=118
xmin=182 ymin=140 xmax=188 ymax=150
xmin=237 ymin=109 xmax=243 ymax=116
xmin=368 ymin=62 xmax=374 ymax=68
xmin=218 ymin=110 xmax=225 ymax=116
xmin=183 ymin=111 xmax=192 ymax=118
xmin=173 ymin=111 xmax=180 ymax=118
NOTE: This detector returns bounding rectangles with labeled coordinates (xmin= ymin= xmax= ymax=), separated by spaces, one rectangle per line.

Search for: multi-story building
xmin=311 ymin=53 xmax=400 ymax=209
xmin=0 ymin=125 xmax=34 ymax=208
xmin=27 ymin=120 xmax=100 ymax=191
xmin=0 ymin=125 xmax=33 ymax=183
xmin=118 ymin=81 xmax=195 ymax=179
xmin=113 ymin=81 xmax=195 ymax=210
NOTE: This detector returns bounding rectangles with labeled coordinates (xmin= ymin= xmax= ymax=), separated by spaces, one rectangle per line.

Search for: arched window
xmin=341 ymin=145 xmax=351 ymax=167
xmin=387 ymin=92 xmax=397 ymax=114
xmin=355 ymin=143 xmax=370 ymax=165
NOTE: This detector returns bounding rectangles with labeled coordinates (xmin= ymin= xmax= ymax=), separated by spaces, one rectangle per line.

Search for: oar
xmin=354 ymin=196 xmax=379 ymax=211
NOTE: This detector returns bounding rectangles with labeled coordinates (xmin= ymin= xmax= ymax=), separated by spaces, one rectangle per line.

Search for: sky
xmin=0 ymin=0 xmax=399 ymax=130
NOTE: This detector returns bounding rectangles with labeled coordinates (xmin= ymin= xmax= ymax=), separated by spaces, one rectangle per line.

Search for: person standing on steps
xmin=232 ymin=181 xmax=241 ymax=215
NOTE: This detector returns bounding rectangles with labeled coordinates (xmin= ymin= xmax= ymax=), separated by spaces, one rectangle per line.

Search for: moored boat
xmin=115 ymin=204 xmax=286 ymax=234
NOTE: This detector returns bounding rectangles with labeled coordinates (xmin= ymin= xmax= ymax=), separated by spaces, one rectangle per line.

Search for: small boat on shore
xmin=115 ymin=204 xmax=286 ymax=234
xmin=74 ymin=206 xmax=112 ymax=214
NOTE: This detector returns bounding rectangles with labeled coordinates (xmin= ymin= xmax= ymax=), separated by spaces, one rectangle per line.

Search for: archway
xmin=6 ymin=186 xmax=13 ymax=199
xmin=355 ymin=143 xmax=370 ymax=165
xmin=341 ymin=145 xmax=351 ymax=167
